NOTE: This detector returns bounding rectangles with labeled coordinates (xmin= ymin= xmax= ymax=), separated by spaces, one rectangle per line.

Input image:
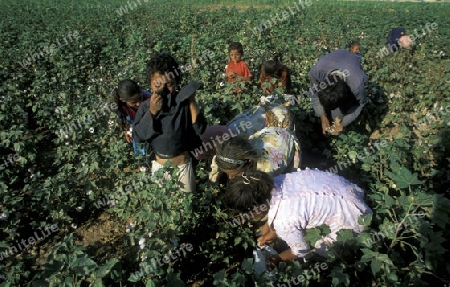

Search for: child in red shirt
xmin=225 ymin=42 xmax=252 ymax=83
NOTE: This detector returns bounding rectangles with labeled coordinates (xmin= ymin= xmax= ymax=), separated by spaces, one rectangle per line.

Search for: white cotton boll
xmin=139 ymin=238 xmax=146 ymax=249
xmin=71 ymin=223 xmax=77 ymax=229
xmin=139 ymin=166 xmax=147 ymax=172
xmin=126 ymin=222 xmax=136 ymax=233
xmin=85 ymin=190 xmax=92 ymax=196
xmin=89 ymin=127 xmax=94 ymax=133
xmin=148 ymin=232 xmax=153 ymax=238
xmin=0 ymin=212 xmax=9 ymax=220
xmin=76 ymin=202 xmax=85 ymax=212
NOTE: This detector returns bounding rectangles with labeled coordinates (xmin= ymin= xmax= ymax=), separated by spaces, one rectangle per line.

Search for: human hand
xmin=226 ymin=72 xmax=237 ymax=79
xmin=125 ymin=131 xmax=132 ymax=143
xmin=326 ymin=118 xmax=343 ymax=136
xmin=150 ymin=93 xmax=163 ymax=115
xmin=321 ymin=115 xmax=331 ymax=135
xmin=266 ymin=254 xmax=282 ymax=271
xmin=257 ymin=223 xmax=277 ymax=246
xmin=331 ymin=122 xmax=344 ymax=135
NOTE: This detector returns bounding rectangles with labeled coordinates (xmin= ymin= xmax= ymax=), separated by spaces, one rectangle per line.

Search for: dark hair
xmin=113 ymin=79 xmax=142 ymax=131
xmin=228 ymin=42 xmax=244 ymax=55
xmin=347 ymin=40 xmax=360 ymax=49
xmin=215 ymin=135 xmax=259 ymax=172
xmin=261 ymin=59 xmax=291 ymax=92
xmin=223 ymin=171 xmax=274 ymax=213
xmin=146 ymin=53 xmax=182 ymax=86
xmin=261 ymin=60 xmax=279 ymax=77
xmin=317 ymin=77 xmax=356 ymax=112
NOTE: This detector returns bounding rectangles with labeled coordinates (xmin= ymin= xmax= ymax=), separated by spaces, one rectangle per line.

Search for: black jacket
xmin=133 ymin=82 xmax=207 ymax=158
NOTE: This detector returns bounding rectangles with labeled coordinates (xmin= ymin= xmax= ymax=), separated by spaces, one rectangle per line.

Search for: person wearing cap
xmin=386 ymin=27 xmax=413 ymax=53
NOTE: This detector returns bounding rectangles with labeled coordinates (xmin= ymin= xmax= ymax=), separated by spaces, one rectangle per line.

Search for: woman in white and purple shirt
xmin=224 ymin=168 xmax=372 ymax=265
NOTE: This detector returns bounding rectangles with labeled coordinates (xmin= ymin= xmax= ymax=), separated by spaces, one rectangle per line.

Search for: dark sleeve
xmin=193 ymin=112 xmax=207 ymax=136
xmin=386 ymin=27 xmax=405 ymax=51
xmin=177 ymin=81 xmax=208 ymax=135
xmin=309 ymin=69 xmax=326 ymax=117
xmin=132 ymin=99 xmax=160 ymax=143
xmin=342 ymin=62 xmax=369 ymax=126
xmin=341 ymin=101 xmax=366 ymax=127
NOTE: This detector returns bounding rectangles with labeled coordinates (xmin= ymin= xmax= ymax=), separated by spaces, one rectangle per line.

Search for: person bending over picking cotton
xmin=223 ymin=169 xmax=372 ymax=267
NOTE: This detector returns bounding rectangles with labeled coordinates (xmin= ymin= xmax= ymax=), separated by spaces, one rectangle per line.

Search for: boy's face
xmin=229 ymin=49 xmax=242 ymax=64
xmin=350 ymin=45 xmax=360 ymax=54
xmin=150 ymin=72 xmax=177 ymax=94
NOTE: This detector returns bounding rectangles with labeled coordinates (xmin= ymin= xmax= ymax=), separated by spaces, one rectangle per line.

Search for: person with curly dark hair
xmin=133 ymin=53 xmax=208 ymax=193
xmin=308 ymin=49 xmax=368 ymax=135
xmin=113 ymin=79 xmax=151 ymax=154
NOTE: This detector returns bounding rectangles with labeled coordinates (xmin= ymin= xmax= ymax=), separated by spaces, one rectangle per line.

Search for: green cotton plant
xmin=357 ymin=192 xmax=450 ymax=286
xmin=1 ymin=0 xmax=450 ymax=286
xmin=113 ymin=165 xmax=198 ymax=285
xmin=30 ymin=233 xmax=119 ymax=286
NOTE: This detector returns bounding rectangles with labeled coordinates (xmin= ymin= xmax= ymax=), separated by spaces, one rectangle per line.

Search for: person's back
xmin=268 ymin=169 xmax=371 ymax=257
xmin=309 ymin=49 xmax=368 ymax=135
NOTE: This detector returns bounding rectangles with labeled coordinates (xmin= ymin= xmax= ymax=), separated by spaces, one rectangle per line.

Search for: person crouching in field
xmin=211 ymin=133 xmax=301 ymax=184
xmin=386 ymin=27 xmax=412 ymax=53
xmin=259 ymin=59 xmax=291 ymax=95
xmin=113 ymin=79 xmax=152 ymax=155
xmin=223 ymin=169 xmax=372 ymax=267
xmin=225 ymin=42 xmax=252 ymax=83
xmin=347 ymin=40 xmax=361 ymax=58
xmin=133 ymin=53 xmax=207 ymax=193
xmin=309 ymin=49 xmax=369 ymax=136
